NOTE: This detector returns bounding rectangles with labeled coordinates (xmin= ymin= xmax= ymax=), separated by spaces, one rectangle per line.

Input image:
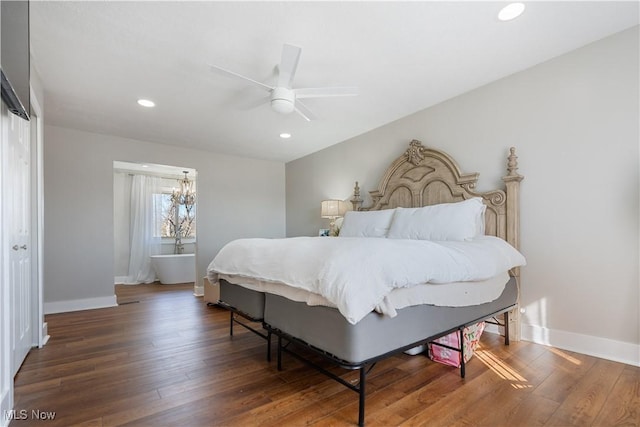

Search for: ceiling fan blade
xmin=295 ymin=86 xmax=358 ymax=99
xmin=209 ymin=64 xmax=273 ymax=92
xmin=238 ymin=94 xmax=271 ymax=111
xmin=278 ymin=44 xmax=301 ymax=88
xmin=294 ymin=100 xmax=317 ymax=122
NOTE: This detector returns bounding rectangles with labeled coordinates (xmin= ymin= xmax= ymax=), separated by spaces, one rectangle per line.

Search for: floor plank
xmin=10 ymin=283 xmax=639 ymax=426
xmin=546 ymin=358 xmax=626 ymax=426
xmin=593 ymin=365 xmax=640 ymax=426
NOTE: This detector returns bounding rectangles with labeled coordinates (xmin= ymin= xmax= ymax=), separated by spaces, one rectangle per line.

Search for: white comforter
xmin=207 ymin=236 xmax=526 ymax=325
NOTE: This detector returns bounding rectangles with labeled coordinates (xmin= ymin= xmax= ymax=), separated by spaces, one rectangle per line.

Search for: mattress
xmin=264 ymin=277 xmax=517 ymax=364
xmin=209 ymin=236 xmax=525 ymax=325
xmin=217 ymin=271 xmax=510 ymax=317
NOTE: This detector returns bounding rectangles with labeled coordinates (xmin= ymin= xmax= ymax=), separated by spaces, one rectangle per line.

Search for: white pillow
xmin=338 ymin=209 xmax=395 ymax=238
xmin=387 ymin=198 xmax=486 ymax=241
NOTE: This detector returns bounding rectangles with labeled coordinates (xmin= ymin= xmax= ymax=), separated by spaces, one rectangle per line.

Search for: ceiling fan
xmin=209 ymin=44 xmax=357 ymax=121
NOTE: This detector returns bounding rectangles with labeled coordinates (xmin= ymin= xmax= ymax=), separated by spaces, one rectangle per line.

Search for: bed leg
xmin=358 ymin=366 xmax=366 ymax=427
xmin=267 ymin=330 xmax=272 ymax=362
xmin=504 ymin=311 xmax=510 ymax=346
xmin=277 ymin=335 xmax=282 ymax=371
xmin=229 ymin=312 xmax=234 ymax=337
xmin=459 ymin=328 xmax=466 ymax=379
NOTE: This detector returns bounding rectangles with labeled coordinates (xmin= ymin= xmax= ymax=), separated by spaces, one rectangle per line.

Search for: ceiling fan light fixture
xmin=271 ymin=98 xmax=295 ymax=114
xmin=271 ymin=87 xmax=295 ymax=114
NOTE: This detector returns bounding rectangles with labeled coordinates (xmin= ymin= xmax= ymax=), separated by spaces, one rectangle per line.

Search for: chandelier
xmin=172 ymin=171 xmax=195 ymax=206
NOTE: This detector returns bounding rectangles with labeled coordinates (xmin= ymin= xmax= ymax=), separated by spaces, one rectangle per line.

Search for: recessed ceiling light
xmin=279 ymin=133 xmax=292 ymax=139
xmin=498 ymin=3 xmax=525 ymax=21
xmin=137 ymin=99 xmax=155 ymax=108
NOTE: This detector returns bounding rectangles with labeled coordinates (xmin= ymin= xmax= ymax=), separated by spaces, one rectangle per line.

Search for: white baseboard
xmin=521 ymin=323 xmax=640 ymax=367
xmin=193 ymin=285 xmax=204 ymax=297
xmin=40 ymin=322 xmax=49 ymax=347
xmin=44 ymin=295 xmax=118 ymax=315
xmin=485 ymin=322 xmax=640 ymax=367
xmin=484 ymin=323 xmax=501 ymax=335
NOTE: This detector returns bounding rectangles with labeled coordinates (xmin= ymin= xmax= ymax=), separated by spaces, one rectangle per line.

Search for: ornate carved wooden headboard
xmin=350 ymin=139 xmax=523 ymax=252
xmin=349 ymin=140 xmax=523 ymax=339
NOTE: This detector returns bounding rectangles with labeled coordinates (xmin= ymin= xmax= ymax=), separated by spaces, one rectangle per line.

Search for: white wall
xmin=112 ymin=171 xmax=131 ymax=278
xmin=43 ymin=125 xmax=285 ymax=311
xmin=286 ymin=27 xmax=639 ymax=365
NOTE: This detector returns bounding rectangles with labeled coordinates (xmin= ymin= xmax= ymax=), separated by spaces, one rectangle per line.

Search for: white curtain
xmin=126 ymin=175 xmax=162 ymax=284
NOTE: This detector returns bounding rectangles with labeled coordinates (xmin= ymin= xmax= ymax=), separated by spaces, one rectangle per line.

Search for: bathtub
xmin=150 ymin=253 xmax=196 ymax=284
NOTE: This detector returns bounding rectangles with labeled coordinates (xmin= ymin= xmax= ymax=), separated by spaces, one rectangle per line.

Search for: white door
xmin=0 ymin=97 xmax=13 ymax=427
xmin=7 ymin=110 xmax=31 ymax=375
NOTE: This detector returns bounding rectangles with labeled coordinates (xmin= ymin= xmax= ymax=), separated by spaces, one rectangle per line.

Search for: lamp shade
xmin=321 ymin=200 xmax=348 ymax=218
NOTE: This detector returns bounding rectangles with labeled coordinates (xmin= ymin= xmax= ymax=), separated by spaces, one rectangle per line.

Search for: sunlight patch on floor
xmin=548 ymin=346 xmax=582 ymax=365
xmin=474 ymin=349 xmax=531 ymax=389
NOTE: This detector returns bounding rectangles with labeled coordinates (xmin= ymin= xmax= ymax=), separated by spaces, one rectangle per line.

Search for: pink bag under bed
xmin=428 ymin=321 xmax=485 ymax=368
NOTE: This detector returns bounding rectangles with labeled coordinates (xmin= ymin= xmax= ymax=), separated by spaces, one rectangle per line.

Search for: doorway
xmin=112 ymin=161 xmax=197 ymax=292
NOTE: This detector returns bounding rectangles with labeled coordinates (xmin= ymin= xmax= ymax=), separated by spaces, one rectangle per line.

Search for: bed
xmin=208 ymin=139 xmax=524 ymax=426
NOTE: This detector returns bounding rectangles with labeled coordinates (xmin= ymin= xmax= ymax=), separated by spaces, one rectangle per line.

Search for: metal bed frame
xmin=265 ymin=304 xmax=514 ymax=427
xmin=214 ymin=300 xmax=273 ymax=362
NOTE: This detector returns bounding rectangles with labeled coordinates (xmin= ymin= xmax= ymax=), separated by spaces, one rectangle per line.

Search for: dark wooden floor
xmin=11 ymin=283 xmax=639 ymax=426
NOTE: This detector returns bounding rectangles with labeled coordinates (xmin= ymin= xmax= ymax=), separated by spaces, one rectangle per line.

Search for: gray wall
xmin=286 ymin=28 xmax=639 ymax=355
xmin=43 ymin=125 xmax=285 ymax=303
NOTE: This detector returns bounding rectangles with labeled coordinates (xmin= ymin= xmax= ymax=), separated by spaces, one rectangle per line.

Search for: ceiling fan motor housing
xmin=270 ymin=87 xmax=295 ymax=114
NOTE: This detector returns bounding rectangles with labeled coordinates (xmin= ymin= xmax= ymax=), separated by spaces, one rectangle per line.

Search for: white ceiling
xmin=30 ymin=1 xmax=639 ymax=163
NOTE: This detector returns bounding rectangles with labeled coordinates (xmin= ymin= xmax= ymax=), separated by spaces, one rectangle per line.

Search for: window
xmin=153 ymin=192 xmax=196 ymax=239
